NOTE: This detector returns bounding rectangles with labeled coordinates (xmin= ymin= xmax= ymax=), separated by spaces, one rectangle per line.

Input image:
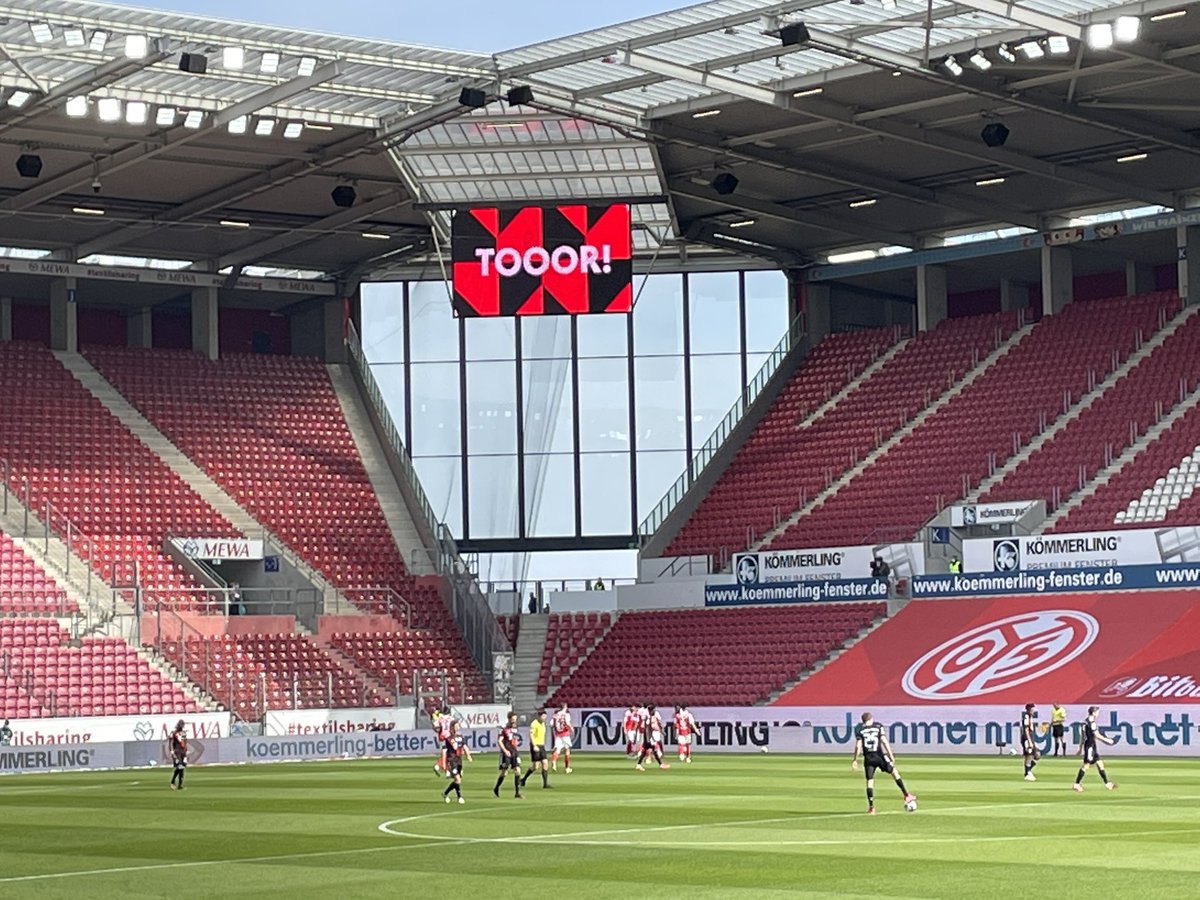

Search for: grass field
xmin=1 ymin=752 xmax=1197 ymax=898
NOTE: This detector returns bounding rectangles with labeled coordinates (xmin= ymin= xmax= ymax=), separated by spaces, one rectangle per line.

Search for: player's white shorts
xmin=624 ymin=730 xmax=636 ymax=744
xmin=677 ymin=733 xmax=692 ymax=746
xmin=651 ymin=731 xmax=663 ymax=745
xmin=554 ymin=735 xmax=573 ymax=751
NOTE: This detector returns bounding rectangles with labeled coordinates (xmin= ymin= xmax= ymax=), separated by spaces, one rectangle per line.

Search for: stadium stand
xmin=84 ymin=346 xmax=485 ymax=696
xmin=161 ymin=633 xmax=388 ymax=719
xmin=984 ymin=299 xmax=1200 ymax=514
xmin=327 ymin=630 xmax=489 ymax=705
xmin=497 ymin=615 xmax=520 ymax=649
xmin=0 ymin=532 xmax=76 ymax=614
xmin=548 ymin=603 xmax=882 ymax=707
xmin=770 ymin=293 xmax=1174 ymax=549
xmin=536 ymin=612 xmax=613 ymax=695
xmin=665 ymin=313 xmax=1017 ymax=562
xmin=2 ymin=618 xmax=201 ymax=718
xmin=0 ymin=342 xmax=239 ymax=604
xmin=1054 ymin=403 xmax=1200 ymax=533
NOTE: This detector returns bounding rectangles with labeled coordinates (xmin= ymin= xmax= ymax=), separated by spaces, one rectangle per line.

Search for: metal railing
xmin=346 ymin=323 xmax=508 ymax=683
xmin=638 ymin=313 xmax=807 ymax=540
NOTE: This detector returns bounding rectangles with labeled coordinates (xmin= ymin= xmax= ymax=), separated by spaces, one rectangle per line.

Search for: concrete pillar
xmin=999 ymin=278 xmax=1029 ymax=312
xmin=127 ymin=307 xmax=153 ymax=348
xmin=323 ymin=298 xmax=347 ymax=363
xmin=0 ymin=296 xmax=11 ymax=341
xmin=1178 ymin=225 xmax=1200 ymax=305
xmin=1125 ymin=261 xmax=1155 ymax=296
xmin=1040 ymin=245 xmax=1073 ymax=316
xmin=49 ymin=278 xmax=78 ymax=352
xmin=916 ymin=264 xmax=948 ymax=332
xmin=802 ymin=283 xmax=832 ymax=346
xmin=191 ymin=286 xmax=219 ymax=360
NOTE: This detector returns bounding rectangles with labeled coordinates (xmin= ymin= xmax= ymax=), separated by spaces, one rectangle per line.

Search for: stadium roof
xmin=0 ymin=0 xmax=1197 ymax=287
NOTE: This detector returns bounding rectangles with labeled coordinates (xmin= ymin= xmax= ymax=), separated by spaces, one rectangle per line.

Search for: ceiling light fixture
xmin=1086 ymin=23 xmax=1114 ymax=49
xmin=254 ymin=117 xmax=276 ymax=136
xmin=361 ymin=232 xmax=391 ymax=240
xmin=125 ymin=100 xmax=148 ymax=125
xmin=282 ymin=121 xmax=304 ymax=139
xmin=219 ymin=219 xmax=251 ymax=229
xmin=72 ymin=206 xmax=105 ymax=216
xmin=849 ymin=198 xmax=878 ymax=208
xmin=1149 ymin=10 xmax=1186 ymax=21
xmin=297 ymin=56 xmax=317 ymax=77
xmin=65 ymin=95 xmax=88 ymax=117
xmin=692 ymin=109 xmax=721 ymax=118
xmin=260 ymin=51 xmax=280 ymax=74
xmin=97 ymin=97 xmax=122 ymax=121
xmin=975 ymin=176 xmax=1006 ymax=186
xmin=728 ymin=219 xmax=756 ymax=228
xmin=792 ymin=87 xmax=823 ymax=97
xmin=1114 ymin=16 xmax=1141 ymax=42
xmin=63 ymin=26 xmax=86 ymax=47
xmin=89 ymin=30 xmax=109 ymax=52
xmin=6 ymin=90 xmax=33 ymax=108
xmin=156 ymin=106 xmax=176 ymax=127
xmin=997 ymin=43 xmax=1017 ymax=63
xmin=29 ymin=22 xmax=53 ymax=43
xmin=183 ymin=109 xmax=204 ymax=129
xmin=969 ymin=51 xmax=991 ymax=70
xmin=222 ymin=46 xmax=245 ymax=70
xmin=228 ymin=115 xmax=248 ymax=134
xmin=124 ymin=34 xmax=149 ymax=58
xmin=1047 ymin=35 xmax=1071 ymax=54
xmin=1016 ymin=40 xmax=1044 ymax=59
xmin=304 ymin=122 xmax=333 ymax=131
xmin=1117 ymin=151 xmax=1148 ymax=163
xmin=941 ymin=55 xmax=963 ymax=76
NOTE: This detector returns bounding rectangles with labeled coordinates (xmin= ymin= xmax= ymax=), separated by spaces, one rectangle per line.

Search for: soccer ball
xmin=760 ymin=746 xmax=769 ymax=753
xmin=1006 ymin=747 xmax=1018 ymax=756
xmin=904 ymin=798 xmax=918 ymax=812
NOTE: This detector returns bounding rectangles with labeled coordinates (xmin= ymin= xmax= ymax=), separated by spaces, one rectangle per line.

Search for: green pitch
xmin=1 ymin=754 xmax=1197 ymax=898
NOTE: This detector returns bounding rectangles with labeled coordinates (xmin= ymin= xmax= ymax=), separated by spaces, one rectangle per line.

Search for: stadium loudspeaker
xmin=178 ymin=53 xmax=208 ymax=74
xmin=331 ymin=185 xmax=357 ymax=208
xmin=15 ymin=154 xmax=42 ymax=178
xmin=506 ymin=85 xmax=534 ymax=106
xmin=459 ymin=87 xmax=487 ymax=108
xmin=981 ymin=123 xmax=1010 ymax=147
xmin=711 ymin=172 xmax=739 ymax=196
xmin=780 ymin=23 xmax=811 ymax=47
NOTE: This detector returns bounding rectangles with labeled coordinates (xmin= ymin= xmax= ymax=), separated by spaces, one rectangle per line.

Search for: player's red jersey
xmin=169 ymin=729 xmax=187 ymax=760
xmin=436 ymin=715 xmax=455 ymax=741
xmin=674 ymin=711 xmax=696 ymax=736
xmin=623 ymin=710 xmax=637 ymax=733
xmin=499 ymin=725 xmax=520 ymax=755
xmin=552 ymin=709 xmax=572 ymax=738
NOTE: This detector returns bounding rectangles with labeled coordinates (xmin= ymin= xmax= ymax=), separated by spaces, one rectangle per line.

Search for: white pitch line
xmin=0 ymin=782 xmax=128 ymax=798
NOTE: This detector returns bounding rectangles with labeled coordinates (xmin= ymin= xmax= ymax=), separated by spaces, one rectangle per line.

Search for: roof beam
xmin=670 ymin=178 xmax=916 ymax=248
xmin=0 ymin=60 xmax=343 ymax=214
xmin=497 ymin=0 xmax=814 ymax=79
xmin=950 ymin=0 xmax=1082 ymax=39
xmin=208 ymin=189 xmax=414 ymax=271
xmin=0 ymin=47 xmax=172 ymax=135
xmin=65 ymin=92 xmax=471 ymax=261
xmin=681 ymin=218 xmax=809 ymax=269
xmin=647 ymin=118 xmax=1041 ymax=229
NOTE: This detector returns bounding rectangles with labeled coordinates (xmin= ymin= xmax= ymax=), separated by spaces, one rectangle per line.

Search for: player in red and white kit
xmin=550 ymin=703 xmax=574 ymax=773
xmin=674 ymin=704 xmax=698 ymax=764
xmin=623 ymin=705 xmax=638 ymax=757
xmin=433 ymin=707 xmax=455 ymax=777
xmin=635 ymin=704 xmax=670 ymax=771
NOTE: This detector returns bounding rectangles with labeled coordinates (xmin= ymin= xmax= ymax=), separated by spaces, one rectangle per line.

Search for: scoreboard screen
xmin=451 ymin=203 xmax=632 ymax=317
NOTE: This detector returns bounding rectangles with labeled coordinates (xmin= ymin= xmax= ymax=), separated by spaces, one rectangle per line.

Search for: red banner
xmin=773 ymin=591 xmax=1200 ymax=706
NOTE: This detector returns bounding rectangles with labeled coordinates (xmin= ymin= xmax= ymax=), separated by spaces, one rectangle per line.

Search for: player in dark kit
xmin=1020 ymin=703 xmax=1040 ymax=781
xmin=442 ymin=721 xmax=474 ymax=804
xmin=851 ymin=712 xmax=916 ymax=814
xmin=635 ymin=704 xmax=670 ymax=771
xmin=1072 ymin=706 xmax=1117 ymax=793
xmin=493 ymin=712 xmax=524 ymax=799
xmin=169 ymin=720 xmax=188 ymax=791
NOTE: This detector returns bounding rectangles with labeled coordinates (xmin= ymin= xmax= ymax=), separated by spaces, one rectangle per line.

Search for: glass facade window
xmin=361 ymin=267 xmax=789 ymax=550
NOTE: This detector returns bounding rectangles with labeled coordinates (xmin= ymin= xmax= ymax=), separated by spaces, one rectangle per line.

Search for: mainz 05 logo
xmin=901 ymin=610 xmax=1099 ymax=700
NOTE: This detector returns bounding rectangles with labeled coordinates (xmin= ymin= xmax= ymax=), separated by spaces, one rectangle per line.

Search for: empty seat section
xmin=0 ymin=342 xmax=239 ymax=606
xmin=84 ymin=346 xmax=485 ymax=695
xmin=537 ymin=612 xmax=613 ymax=695
xmin=667 ymin=314 xmax=1018 ymax=562
xmin=2 ymin=618 xmax=200 ymax=718
xmin=773 ymin=294 xmax=1176 ymax=549
xmin=548 ymin=603 xmax=882 ymax=707
xmin=328 ymin=631 xmax=490 ymax=705
xmin=984 ymin=304 xmax=1200 ymax=513
xmin=0 ymin=532 xmax=76 ymax=614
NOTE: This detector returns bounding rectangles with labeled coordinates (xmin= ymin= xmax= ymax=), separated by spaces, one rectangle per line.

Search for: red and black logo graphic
xmin=451 ymin=203 xmax=632 ymax=317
